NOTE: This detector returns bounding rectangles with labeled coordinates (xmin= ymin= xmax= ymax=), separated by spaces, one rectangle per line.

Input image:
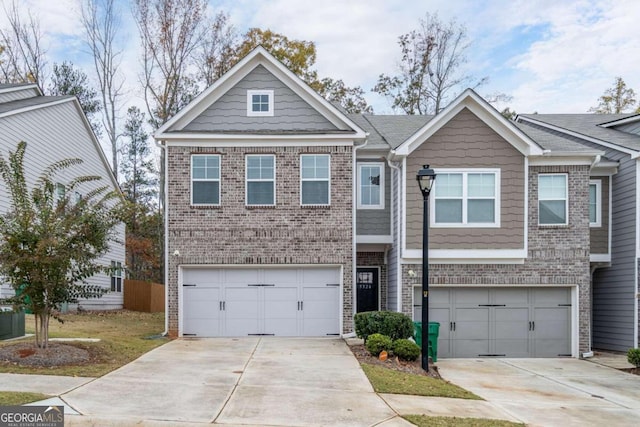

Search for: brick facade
xmin=166 ymin=144 xmax=354 ymax=336
xmin=356 ymin=252 xmax=388 ymax=310
xmin=401 ymin=165 xmax=592 ymax=353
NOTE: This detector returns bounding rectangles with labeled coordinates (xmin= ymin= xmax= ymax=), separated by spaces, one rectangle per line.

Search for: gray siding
xmin=615 ymin=122 xmax=640 ymax=135
xmin=590 ymin=176 xmax=609 ymax=254
xmin=356 ymin=160 xmax=391 ymax=235
xmin=0 ymin=100 xmax=125 ymax=309
xmin=387 ymin=167 xmax=401 ymax=312
xmin=592 ymin=151 xmax=636 ymax=351
xmin=0 ymin=87 xmax=39 ymax=104
xmin=183 ymin=65 xmax=340 ymax=132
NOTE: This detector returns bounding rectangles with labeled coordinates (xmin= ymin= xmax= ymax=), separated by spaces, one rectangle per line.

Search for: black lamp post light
xmin=416 ymin=164 xmax=436 ymax=371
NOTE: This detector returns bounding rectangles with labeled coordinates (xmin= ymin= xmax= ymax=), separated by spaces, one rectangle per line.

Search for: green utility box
xmin=413 ymin=321 xmax=440 ymax=362
xmin=0 ymin=309 xmax=25 ymax=340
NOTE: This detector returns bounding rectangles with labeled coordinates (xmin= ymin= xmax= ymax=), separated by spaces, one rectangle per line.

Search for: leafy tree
xmin=373 ymin=13 xmax=485 ymax=114
xmin=49 ymin=61 xmax=102 ymax=137
xmin=0 ymin=141 xmax=121 ymax=348
xmin=195 ymin=11 xmax=238 ymax=86
xmin=120 ymin=107 xmax=161 ymax=282
xmin=589 ymin=77 xmax=640 ymax=114
xmin=500 ymin=107 xmax=517 ymax=120
xmin=233 ymin=28 xmax=373 ymax=113
xmin=81 ymin=0 xmax=125 ymax=182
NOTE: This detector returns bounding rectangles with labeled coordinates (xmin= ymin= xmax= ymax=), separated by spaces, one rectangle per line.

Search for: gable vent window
xmin=247 ymin=90 xmax=274 ymax=117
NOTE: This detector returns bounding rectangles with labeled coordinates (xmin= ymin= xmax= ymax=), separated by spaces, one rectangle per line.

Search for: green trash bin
xmin=413 ymin=321 xmax=440 ymax=362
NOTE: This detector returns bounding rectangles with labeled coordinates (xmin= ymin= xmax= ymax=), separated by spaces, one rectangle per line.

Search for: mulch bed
xmin=349 ymin=344 xmax=441 ymax=379
xmin=0 ymin=342 xmax=93 ymax=367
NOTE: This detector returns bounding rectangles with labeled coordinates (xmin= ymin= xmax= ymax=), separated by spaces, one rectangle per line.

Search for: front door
xmin=356 ymin=267 xmax=379 ymax=312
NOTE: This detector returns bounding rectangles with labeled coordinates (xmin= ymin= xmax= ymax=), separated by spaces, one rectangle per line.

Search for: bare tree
xmin=195 ymin=11 xmax=237 ymax=86
xmin=373 ymin=13 xmax=485 ymax=114
xmin=0 ymin=1 xmax=47 ymax=91
xmin=80 ymin=0 xmax=125 ymax=182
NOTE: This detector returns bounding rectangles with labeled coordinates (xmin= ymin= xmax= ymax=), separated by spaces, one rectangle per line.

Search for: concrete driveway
xmin=437 ymin=358 xmax=640 ymax=427
xmin=61 ymin=337 xmax=402 ymax=426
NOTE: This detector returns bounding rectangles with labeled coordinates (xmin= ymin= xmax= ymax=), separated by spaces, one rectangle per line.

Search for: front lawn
xmin=0 ymin=391 xmax=51 ymax=405
xmin=0 ymin=310 xmax=167 ymax=377
xmin=361 ymin=363 xmax=481 ymax=399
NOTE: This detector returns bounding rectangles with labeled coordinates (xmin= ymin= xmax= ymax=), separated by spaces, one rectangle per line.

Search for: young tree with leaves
xmin=81 ymin=0 xmax=125 ymax=182
xmin=589 ymin=77 xmax=640 ymax=114
xmin=0 ymin=141 xmax=121 ymax=348
xmin=373 ymin=13 xmax=485 ymax=114
xmin=120 ymin=107 xmax=161 ymax=282
xmin=49 ymin=62 xmax=102 ymax=137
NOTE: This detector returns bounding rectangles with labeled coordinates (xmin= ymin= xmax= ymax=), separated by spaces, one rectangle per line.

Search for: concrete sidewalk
xmin=0 ymin=372 xmax=93 ymax=395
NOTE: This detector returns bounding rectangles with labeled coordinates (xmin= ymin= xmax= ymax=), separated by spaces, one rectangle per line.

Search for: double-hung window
xmin=246 ymin=155 xmax=275 ymax=206
xmin=110 ymin=261 xmax=122 ymax=293
xmin=538 ymin=174 xmax=568 ymax=225
xmin=432 ymin=169 xmax=500 ymax=227
xmin=589 ymin=179 xmax=601 ymax=227
xmin=301 ymin=154 xmax=330 ymax=205
xmin=191 ymin=155 xmax=220 ymax=205
xmin=247 ymin=90 xmax=274 ymax=117
xmin=358 ymin=163 xmax=384 ymax=209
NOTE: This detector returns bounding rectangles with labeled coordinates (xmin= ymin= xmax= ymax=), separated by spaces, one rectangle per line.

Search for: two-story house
xmin=0 ymin=83 xmax=126 ymax=310
xmin=157 ymin=47 xmax=605 ymax=358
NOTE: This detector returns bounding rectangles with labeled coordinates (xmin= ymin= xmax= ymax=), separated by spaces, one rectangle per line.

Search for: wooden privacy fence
xmin=124 ymin=279 xmax=165 ymax=313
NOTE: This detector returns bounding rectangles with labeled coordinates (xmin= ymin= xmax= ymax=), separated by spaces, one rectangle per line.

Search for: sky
xmin=1 ymin=0 xmax=639 ymax=117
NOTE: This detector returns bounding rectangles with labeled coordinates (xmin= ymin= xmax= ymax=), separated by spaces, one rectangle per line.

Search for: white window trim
xmin=430 ymin=168 xmax=501 ymax=228
xmin=300 ymin=154 xmax=331 ymax=206
xmin=191 ymin=154 xmax=221 ymax=206
xmin=538 ymin=173 xmax=568 ymax=226
xmin=357 ymin=162 xmax=385 ymax=210
xmin=111 ymin=261 xmax=123 ymax=293
xmin=247 ymin=90 xmax=274 ymax=117
xmin=589 ymin=179 xmax=602 ymax=227
xmin=246 ymin=154 xmax=276 ymax=206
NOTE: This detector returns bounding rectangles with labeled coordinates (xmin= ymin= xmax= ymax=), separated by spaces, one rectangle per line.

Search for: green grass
xmin=0 ymin=310 xmax=168 ymax=377
xmin=0 ymin=391 xmax=51 ymax=405
xmin=403 ymin=415 xmax=524 ymax=427
xmin=361 ymin=363 xmax=481 ymax=399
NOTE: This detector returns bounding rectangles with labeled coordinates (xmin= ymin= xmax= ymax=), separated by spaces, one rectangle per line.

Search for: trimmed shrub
xmin=354 ymin=311 xmax=414 ymax=342
xmin=628 ymin=348 xmax=640 ymax=368
xmin=365 ymin=333 xmax=393 ymax=357
xmin=392 ymin=339 xmax=421 ymax=361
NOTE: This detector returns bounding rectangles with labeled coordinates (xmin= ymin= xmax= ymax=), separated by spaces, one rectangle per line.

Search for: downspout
xmin=348 ymin=133 xmax=369 ymax=337
xmin=155 ymin=139 xmax=169 ymax=337
xmin=387 ymin=155 xmax=402 ymax=312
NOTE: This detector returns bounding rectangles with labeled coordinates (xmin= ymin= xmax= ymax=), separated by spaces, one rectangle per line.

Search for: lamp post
xmin=416 ymin=165 xmax=436 ymax=371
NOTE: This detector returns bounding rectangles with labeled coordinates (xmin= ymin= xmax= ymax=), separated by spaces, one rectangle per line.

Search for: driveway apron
xmin=437 ymin=358 xmax=640 ymax=427
xmin=62 ymin=337 xmax=396 ymax=426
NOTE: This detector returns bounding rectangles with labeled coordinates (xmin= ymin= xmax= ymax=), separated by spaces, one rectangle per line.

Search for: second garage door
xmin=182 ymin=266 xmax=341 ymax=337
xmin=414 ymin=287 xmax=572 ymax=358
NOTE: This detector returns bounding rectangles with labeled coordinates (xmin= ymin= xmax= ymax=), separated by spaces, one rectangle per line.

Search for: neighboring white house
xmin=0 ymin=83 xmax=125 ymax=310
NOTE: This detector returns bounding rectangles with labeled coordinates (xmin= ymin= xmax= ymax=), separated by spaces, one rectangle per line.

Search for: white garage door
xmin=182 ymin=267 xmax=341 ymax=337
xmin=414 ymin=287 xmax=572 ymax=358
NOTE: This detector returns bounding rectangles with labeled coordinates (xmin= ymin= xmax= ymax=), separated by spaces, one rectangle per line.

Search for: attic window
xmin=247 ymin=90 xmax=274 ymax=117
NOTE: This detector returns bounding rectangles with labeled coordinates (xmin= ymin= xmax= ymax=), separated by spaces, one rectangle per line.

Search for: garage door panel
xmin=264 ymin=287 xmax=298 ymax=336
xmin=301 ymin=267 xmax=340 ymax=285
xmin=455 ymin=308 xmax=489 ymax=339
xmin=302 ymin=287 xmax=339 ymax=336
xmin=493 ymin=288 xmax=528 ymax=306
xmin=183 ymin=268 xmax=222 ymax=284
xmin=494 ymin=308 xmax=530 ymax=356
xmin=264 ymin=269 xmax=298 ymax=285
xmin=224 ymin=287 xmax=260 ymax=336
xmin=456 ymin=339 xmax=490 ymax=357
xmin=455 ymin=289 xmax=489 ymax=306
xmin=430 ymin=307 xmax=451 ymax=358
xmin=183 ymin=287 xmax=221 ymax=336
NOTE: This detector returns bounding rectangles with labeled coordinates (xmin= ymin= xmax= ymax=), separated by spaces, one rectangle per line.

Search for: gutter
xmin=155 ymin=139 xmax=169 ymax=337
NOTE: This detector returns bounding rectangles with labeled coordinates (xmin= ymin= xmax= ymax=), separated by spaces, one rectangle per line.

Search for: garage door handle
xmin=219 ymin=301 xmax=226 ymax=311
xmin=529 ymin=321 xmax=535 ymax=331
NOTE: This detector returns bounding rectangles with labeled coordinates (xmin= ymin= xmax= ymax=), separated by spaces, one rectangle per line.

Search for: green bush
xmin=354 ymin=311 xmax=414 ymax=342
xmin=627 ymin=348 xmax=640 ymax=368
xmin=392 ymin=339 xmax=421 ymax=361
xmin=365 ymin=333 xmax=393 ymax=357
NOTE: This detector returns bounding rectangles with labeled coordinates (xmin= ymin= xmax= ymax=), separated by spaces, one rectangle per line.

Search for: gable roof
xmin=155 ymin=46 xmax=366 ymax=141
xmin=514 ymin=121 xmax=604 ymax=155
xmin=391 ymin=89 xmax=545 ymax=159
xmin=518 ymin=114 xmax=640 ymax=155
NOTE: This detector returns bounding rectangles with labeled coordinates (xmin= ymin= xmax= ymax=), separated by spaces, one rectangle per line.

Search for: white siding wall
xmin=0 ymin=100 xmax=125 ymax=310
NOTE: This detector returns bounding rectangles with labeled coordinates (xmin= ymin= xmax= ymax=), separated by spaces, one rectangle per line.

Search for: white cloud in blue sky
xmin=2 ymin=0 xmax=639 ymax=115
